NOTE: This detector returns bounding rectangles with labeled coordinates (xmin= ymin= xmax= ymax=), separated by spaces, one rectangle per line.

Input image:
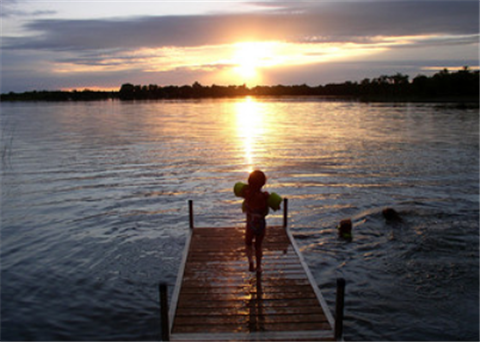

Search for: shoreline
xmin=2 ymin=68 xmax=478 ymax=104
xmin=1 ymin=93 xmax=478 ymax=106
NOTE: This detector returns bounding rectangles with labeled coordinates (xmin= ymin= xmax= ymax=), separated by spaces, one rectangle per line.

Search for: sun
xmin=232 ymin=42 xmax=277 ymax=84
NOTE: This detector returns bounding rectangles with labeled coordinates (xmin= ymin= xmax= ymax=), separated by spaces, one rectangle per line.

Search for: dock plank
xmin=169 ymin=225 xmax=335 ymax=341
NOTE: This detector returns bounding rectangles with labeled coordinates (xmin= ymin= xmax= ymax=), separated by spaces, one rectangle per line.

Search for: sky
xmin=1 ymin=0 xmax=479 ymax=92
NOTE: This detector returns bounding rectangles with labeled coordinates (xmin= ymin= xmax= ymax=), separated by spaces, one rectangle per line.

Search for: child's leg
xmin=254 ymin=230 xmax=266 ymax=273
xmin=245 ymin=227 xmax=255 ymax=271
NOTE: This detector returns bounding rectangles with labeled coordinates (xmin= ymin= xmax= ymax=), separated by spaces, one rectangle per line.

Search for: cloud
xmin=0 ymin=0 xmax=56 ymax=18
xmin=3 ymin=1 xmax=478 ymax=52
xmin=1 ymin=1 xmax=478 ymax=92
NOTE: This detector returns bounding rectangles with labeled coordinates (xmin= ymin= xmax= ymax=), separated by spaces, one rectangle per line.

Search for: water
xmin=1 ymin=98 xmax=478 ymax=341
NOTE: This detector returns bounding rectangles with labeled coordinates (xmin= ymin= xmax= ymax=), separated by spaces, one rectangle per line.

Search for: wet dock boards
xmin=168 ymin=224 xmax=335 ymax=341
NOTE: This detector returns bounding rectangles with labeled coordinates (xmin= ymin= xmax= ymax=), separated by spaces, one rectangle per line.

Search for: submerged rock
xmin=382 ymin=208 xmax=403 ymax=222
xmin=338 ymin=218 xmax=353 ymax=240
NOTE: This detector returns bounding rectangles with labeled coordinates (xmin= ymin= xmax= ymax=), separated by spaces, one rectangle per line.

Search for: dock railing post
xmin=188 ymin=200 xmax=194 ymax=230
xmin=159 ymin=283 xmax=170 ymax=341
xmin=335 ymin=278 xmax=346 ymax=341
xmin=283 ymin=198 xmax=288 ymax=229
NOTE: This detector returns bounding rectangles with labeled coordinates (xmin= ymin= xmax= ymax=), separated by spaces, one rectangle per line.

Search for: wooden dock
xmin=165 ymin=200 xmax=337 ymax=341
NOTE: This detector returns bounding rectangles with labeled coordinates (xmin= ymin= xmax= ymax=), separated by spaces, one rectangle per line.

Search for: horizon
xmin=3 ymin=66 xmax=479 ymax=95
xmin=3 ymin=65 xmax=478 ymax=95
xmin=1 ymin=1 xmax=479 ymax=93
xmin=2 ymin=65 xmax=480 ymax=95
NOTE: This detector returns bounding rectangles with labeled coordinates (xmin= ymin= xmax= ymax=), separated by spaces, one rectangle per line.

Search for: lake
xmin=1 ymin=98 xmax=478 ymax=341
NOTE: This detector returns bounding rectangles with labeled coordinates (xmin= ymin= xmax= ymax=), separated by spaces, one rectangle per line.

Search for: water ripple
xmin=1 ymin=100 xmax=478 ymax=341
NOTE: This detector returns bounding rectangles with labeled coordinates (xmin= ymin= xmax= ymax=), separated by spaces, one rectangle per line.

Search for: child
xmin=234 ymin=170 xmax=282 ymax=273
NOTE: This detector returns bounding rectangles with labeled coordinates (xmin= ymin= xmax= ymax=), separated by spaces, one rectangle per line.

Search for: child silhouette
xmin=234 ymin=170 xmax=282 ymax=273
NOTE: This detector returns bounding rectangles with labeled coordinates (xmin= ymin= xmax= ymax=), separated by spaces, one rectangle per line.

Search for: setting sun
xmin=232 ymin=42 xmax=279 ymax=84
xmin=222 ymin=39 xmax=386 ymax=86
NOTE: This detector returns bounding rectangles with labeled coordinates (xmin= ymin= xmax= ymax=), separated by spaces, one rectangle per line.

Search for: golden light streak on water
xmin=234 ymin=97 xmax=266 ymax=173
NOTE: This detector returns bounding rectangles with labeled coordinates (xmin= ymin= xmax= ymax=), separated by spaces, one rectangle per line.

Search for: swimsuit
xmin=246 ymin=209 xmax=266 ymax=235
xmin=244 ymin=191 xmax=269 ymax=236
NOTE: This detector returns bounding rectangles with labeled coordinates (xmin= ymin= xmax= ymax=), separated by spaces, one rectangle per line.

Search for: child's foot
xmin=249 ymin=262 xmax=255 ymax=272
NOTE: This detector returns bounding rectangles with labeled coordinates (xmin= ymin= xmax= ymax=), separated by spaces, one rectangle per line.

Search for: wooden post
xmin=335 ymin=278 xmax=346 ymax=340
xmin=188 ymin=200 xmax=194 ymax=230
xmin=283 ymin=198 xmax=288 ymax=229
xmin=159 ymin=283 xmax=170 ymax=341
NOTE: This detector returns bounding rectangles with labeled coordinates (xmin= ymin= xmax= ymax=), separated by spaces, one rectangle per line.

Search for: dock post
xmin=188 ymin=200 xmax=194 ymax=229
xmin=159 ymin=283 xmax=170 ymax=341
xmin=335 ymin=278 xmax=346 ymax=340
xmin=283 ymin=198 xmax=288 ymax=229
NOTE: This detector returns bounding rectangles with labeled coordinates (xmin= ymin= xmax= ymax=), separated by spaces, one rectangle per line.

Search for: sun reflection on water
xmin=235 ymin=97 xmax=266 ymax=173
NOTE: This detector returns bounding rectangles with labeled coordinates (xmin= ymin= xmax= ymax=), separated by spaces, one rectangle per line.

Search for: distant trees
xmin=116 ymin=68 xmax=478 ymax=101
xmin=412 ymin=67 xmax=479 ymax=98
xmin=1 ymin=67 xmax=478 ymax=102
xmin=0 ymin=89 xmax=116 ymax=101
xmin=318 ymin=68 xmax=478 ymax=101
xmin=118 ymin=82 xmax=251 ymax=100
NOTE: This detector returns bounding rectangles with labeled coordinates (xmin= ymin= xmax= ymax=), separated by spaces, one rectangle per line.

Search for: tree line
xmin=1 ymin=67 xmax=478 ymax=102
xmin=0 ymin=89 xmax=117 ymax=102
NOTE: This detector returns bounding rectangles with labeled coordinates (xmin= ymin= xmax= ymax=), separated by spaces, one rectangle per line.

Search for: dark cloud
xmin=3 ymin=1 xmax=478 ymax=52
xmin=58 ymin=49 xmax=143 ymax=66
xmin=0 ymin=0 xmax=56 ymax=19
xmin=279 ymin=1 xmax=479 ymax=42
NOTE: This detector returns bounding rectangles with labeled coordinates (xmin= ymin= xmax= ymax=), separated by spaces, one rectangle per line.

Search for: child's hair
xmin=248 ymin=170 xmax=266 ymax=191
